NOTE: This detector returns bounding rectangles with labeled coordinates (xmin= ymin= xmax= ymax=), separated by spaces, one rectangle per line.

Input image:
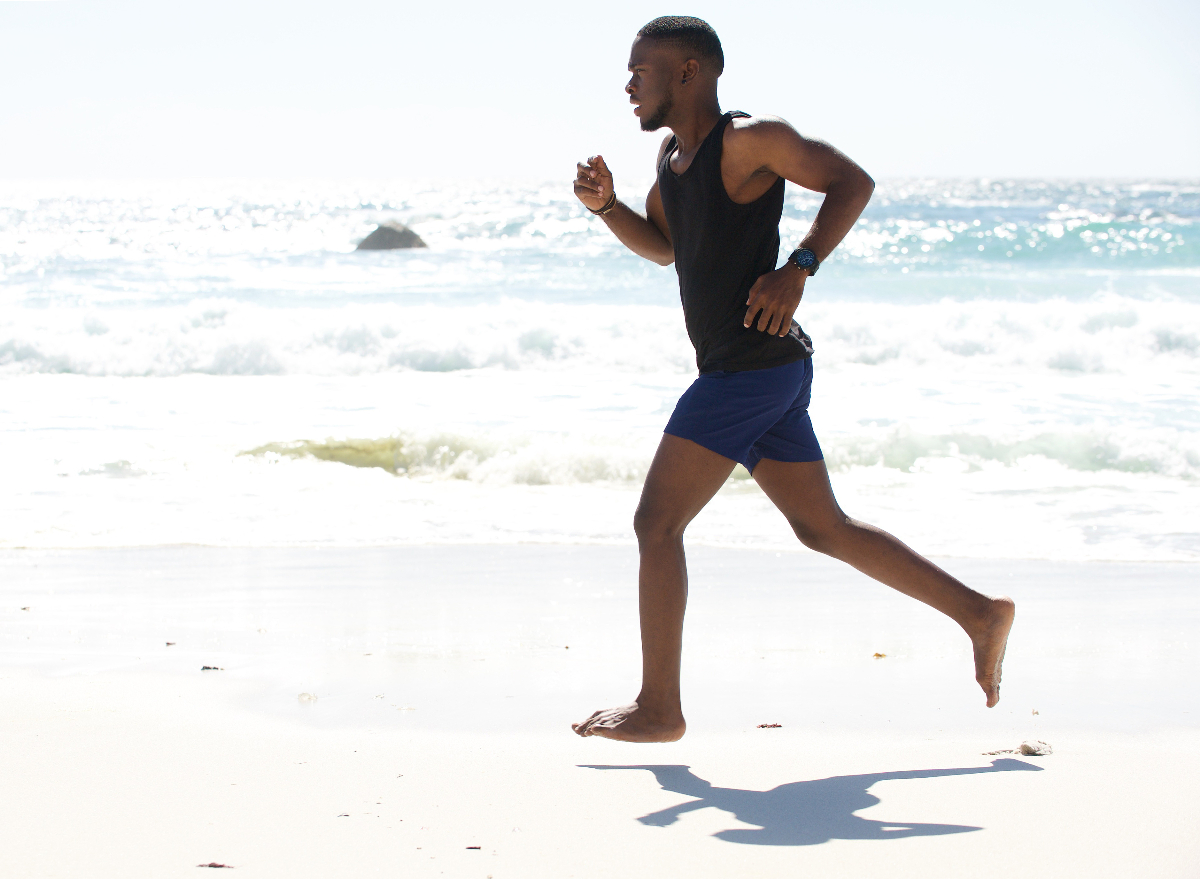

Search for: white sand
xmin=2 ymin=546 xmax=1198 ymax=877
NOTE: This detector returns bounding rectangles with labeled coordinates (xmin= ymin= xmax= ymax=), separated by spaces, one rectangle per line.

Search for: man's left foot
xmin=572 ymin=701 xmax=686 ymax=742
xmin=972 ymin=596 xmax=1016 ymax=707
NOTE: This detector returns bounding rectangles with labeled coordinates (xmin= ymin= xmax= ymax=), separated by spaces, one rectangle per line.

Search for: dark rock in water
xmin=357 ymin=222 xmax=427 ymax=250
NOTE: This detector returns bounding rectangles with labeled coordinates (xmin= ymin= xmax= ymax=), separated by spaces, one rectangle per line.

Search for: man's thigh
xmin=750 ymin=457 xmax=845 ymax=529
xmin=636 ymin=434 xmax=738 ymax=530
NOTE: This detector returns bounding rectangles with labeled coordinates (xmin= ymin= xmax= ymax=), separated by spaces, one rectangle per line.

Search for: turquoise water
xmin=2 ymin=179 xmax=1196 ymax=311
xmin=0 ymin=179 xmax=1197 ymax=559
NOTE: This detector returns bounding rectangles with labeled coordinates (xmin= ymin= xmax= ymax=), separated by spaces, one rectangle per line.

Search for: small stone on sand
xmin=298 ymin=692 xmax=317 ymax=703
xmin=873 ymin=652 xmax=886 ymax=658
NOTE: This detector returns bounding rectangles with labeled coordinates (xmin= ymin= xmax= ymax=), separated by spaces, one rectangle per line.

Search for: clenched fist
xmin=574 ymin=155 xmax=615 ymax=212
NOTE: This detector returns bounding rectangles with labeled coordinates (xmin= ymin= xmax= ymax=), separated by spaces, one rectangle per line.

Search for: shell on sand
xmin=984 ymin=739 xmax=1053 ymax=756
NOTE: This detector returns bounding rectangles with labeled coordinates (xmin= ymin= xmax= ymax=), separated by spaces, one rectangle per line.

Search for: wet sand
xmin=2 ymin=546 xmax=1198 ymax=877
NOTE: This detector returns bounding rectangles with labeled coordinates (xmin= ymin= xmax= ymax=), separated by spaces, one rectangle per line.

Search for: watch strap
xmin=789 ymin=247 xmax=819 ymax=275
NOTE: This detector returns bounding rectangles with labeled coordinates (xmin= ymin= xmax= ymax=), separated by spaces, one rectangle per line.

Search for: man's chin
xmin=638 ymin=98 xmax=671 ymax=133
xmin=639 ymin=111 xmax=668 ymax=132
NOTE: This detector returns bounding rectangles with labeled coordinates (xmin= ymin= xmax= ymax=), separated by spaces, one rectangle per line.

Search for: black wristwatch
xmin=788 ymin=247 xmax=819 ymax=275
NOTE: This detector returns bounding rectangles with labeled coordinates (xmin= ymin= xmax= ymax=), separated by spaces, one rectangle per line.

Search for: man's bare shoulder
xmin=725 ymin=114 xmax=800 ymax=152
xmin=721 ymin=115 xmax=801 ymax=179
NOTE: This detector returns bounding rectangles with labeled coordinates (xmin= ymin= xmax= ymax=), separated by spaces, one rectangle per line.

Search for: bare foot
xmin=971 ymin=596 xmax=1015 ymax=707
xmin=571 ymin=701 xmax=686 ymax=742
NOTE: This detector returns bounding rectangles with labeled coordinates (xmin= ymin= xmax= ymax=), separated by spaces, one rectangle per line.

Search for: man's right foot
xmin=571 ymin=701 xmax=686 ymax=742
xmin=972 ymin=596 xmax=1016 ymax=707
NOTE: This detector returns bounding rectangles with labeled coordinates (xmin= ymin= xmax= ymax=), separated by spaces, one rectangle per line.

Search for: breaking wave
xmin=824 ymin=427 xmax=1200 ymax=480
xmin=241 ymin=433 xmax=652 ymax=486
xmin=241 ymin=422 xmax=1200 ymax=485
xmin=2 ymin=294 xmax=1198 ymax=377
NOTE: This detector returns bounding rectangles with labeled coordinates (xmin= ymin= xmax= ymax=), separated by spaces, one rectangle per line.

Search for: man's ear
xmin=681 ymin=58 xmax=701 ymax=85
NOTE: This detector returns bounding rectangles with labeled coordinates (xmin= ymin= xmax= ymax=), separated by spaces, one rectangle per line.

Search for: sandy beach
xmin=4 ymin=2 xmax=1198 ymax=875
xmin=4 ymin=546 xmax=1197 ymax=877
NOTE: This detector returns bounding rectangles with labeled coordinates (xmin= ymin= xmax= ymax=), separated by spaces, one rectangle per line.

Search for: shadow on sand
xmin=580 ymin=758 xmax=1041 ymax=845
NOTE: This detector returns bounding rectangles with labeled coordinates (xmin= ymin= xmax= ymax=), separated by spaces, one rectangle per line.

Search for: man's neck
xmin=669 ymin=100 xmax=724 ymax=156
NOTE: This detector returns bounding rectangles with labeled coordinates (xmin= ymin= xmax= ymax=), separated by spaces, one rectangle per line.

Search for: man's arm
xmin=574 ymin=148 xmax=674 ymax=267
xmin=731 ymin=118 xmax=875 ymax=335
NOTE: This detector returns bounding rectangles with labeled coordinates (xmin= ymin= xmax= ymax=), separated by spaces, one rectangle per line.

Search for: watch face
xmin=794 ymin=249 xmax=816 ymax=267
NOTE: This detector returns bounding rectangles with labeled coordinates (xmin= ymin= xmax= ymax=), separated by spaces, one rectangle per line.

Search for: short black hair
xmin=637 ymin=16 xmax=724 ymax=75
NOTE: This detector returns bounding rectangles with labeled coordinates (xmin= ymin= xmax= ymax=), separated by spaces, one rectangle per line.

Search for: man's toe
xmin=573 ymin=716 xmax=598 ymax=736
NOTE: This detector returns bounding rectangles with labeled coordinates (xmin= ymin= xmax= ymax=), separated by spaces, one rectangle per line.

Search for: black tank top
xmin=658 ymin=111 xmax=813 ymax=373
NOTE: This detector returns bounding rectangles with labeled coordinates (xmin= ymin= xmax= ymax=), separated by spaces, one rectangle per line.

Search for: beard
xmin=639 ymin=93 xmax=673 ymax=132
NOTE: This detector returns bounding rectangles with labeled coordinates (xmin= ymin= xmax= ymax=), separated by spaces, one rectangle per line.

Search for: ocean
xmin=2 ymin=178 xmax=1197 ymax=560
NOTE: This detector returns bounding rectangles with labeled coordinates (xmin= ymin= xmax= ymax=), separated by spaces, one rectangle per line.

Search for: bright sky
xmin=1 ymin=0 xmax=1197 ymax=181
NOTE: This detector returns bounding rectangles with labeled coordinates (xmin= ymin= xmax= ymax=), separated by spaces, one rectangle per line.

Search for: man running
xmin=571 ymin=16 xmax=1014 ymax=743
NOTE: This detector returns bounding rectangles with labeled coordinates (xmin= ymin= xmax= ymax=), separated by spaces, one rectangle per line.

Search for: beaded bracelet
xmin=588 ymin=191 xmax=617 ymax=216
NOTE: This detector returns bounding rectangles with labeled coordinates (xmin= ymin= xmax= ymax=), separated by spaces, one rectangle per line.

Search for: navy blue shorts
xmin=663 ymin=358 xmax=823 ymax=473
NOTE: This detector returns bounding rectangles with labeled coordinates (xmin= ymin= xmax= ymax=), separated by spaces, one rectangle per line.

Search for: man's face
xmin=626 ymin=37 xmax=680 ymax=132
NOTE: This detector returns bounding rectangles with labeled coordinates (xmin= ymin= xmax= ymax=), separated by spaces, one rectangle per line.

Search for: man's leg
xmin=572 ymin=433 xmax=736 ymax=741
xmin=751 ymin=458 xmax=1015 ymax=707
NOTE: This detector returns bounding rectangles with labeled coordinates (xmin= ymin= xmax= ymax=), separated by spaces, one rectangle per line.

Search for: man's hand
xmin=574 ymin=155 xmax=614 ymax=213
xmin=745 ymin=263 xmax=807 ymax=335
xmin=571 ymin=148 xmax=674 ymax=266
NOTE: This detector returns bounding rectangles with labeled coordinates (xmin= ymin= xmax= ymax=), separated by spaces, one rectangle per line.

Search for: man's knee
xmin=633 ymin=504 xmax=687 ymax=545
xmin=788 ymin=514 xmax=848 ymax=555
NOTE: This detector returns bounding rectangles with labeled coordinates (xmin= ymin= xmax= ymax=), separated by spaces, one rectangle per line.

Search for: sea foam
xmin=2 ymin=294 xmax=1197 ymax=379
xmin=2 ymin=178 xmax=1197 ymax=558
